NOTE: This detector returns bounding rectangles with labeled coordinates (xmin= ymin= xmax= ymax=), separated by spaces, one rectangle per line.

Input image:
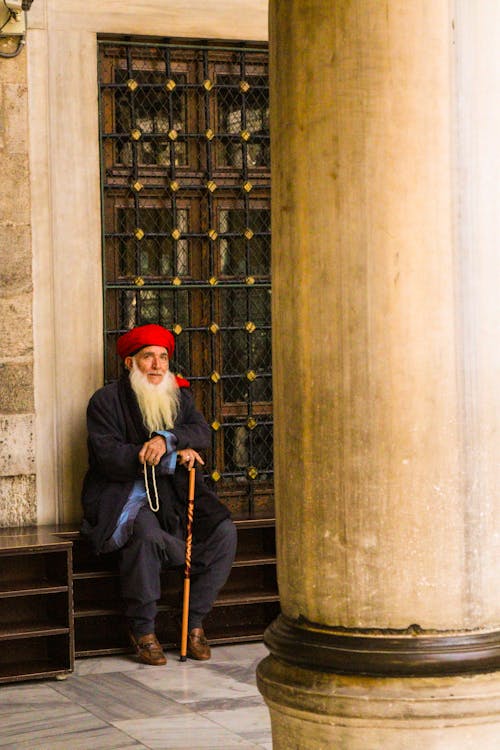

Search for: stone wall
xmin=0 ymin=40 xmax=36 ymax=526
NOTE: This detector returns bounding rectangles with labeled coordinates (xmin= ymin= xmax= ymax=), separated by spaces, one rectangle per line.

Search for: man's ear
xmin=124 ymin=356 xmax=133 ymax=371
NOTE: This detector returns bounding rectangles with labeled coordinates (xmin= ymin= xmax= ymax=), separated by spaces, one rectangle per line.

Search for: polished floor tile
xmin=112 ymin=712 xmax=264 ymax=749
xmin=52 ymin=672 xmax=185 ymax=722
xmin=200 ymin=704 xmax=273 ymax=743
xmin=0 ymin=643 xmax=272 ymax=750
xmin=0 ymin=703 xmax=147 ymax=749
xmin=129 ymin=661 xmax=259 ymax=706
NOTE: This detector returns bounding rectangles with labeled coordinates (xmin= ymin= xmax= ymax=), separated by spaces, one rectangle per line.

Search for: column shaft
xmin=259 ymin=0 xmax=500 ymax=746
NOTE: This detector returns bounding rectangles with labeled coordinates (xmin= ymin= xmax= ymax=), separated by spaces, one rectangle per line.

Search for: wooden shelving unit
xmin=0 ymin=519 xmax=278 ymax=675
xmin=0 ymin=527 xmax=73 ymax=684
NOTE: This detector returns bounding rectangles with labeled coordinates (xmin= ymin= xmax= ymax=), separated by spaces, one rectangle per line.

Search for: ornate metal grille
xmin=98 ymin=40 xmax=272 ymax=519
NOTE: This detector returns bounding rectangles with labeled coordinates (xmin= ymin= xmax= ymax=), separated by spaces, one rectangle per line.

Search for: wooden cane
xmin=180 ymin=466 xmax=196 ymax=661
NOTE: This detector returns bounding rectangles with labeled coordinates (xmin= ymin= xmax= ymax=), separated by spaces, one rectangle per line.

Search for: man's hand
xmin=138 ymin=435 xmax=167 ymax=466
xmin=177 ymin=448 xmax=204 ymax=470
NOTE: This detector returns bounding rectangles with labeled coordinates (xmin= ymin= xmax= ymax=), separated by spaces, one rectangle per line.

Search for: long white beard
xmin=129 ymin=362 xmax=180 ymax=433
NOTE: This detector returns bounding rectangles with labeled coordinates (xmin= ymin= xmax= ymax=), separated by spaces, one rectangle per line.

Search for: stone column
xmin=258 ymin=1 xmax=500 ymax=747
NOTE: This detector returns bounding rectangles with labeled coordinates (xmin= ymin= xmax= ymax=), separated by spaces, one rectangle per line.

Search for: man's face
xmin=125 ymin=345 xmax=169 ymax=384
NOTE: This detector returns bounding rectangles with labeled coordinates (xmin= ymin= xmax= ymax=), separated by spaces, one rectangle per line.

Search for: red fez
xmin=117 ymin=324 xmax=175 ymax=360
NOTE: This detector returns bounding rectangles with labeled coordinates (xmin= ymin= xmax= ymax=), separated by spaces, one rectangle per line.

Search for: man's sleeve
xmin=87 ymin=388 xmax=142 ymax=482
xmin=152 ymin=430 xmax=178 ymax=474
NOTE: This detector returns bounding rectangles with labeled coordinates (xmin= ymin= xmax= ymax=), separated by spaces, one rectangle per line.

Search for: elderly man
xmin=81 ymin=324 xmax=237 ymax=666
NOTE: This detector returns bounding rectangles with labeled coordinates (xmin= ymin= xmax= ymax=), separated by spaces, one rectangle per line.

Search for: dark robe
xmin=80 ymin=374 xmax=230 ymax=554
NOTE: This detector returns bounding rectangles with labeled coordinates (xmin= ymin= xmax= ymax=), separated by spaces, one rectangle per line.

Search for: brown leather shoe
xmin=187 ymin=627 xmax=211 ymax=660
xmin=130 ymin=632 xmax=167 ymax=666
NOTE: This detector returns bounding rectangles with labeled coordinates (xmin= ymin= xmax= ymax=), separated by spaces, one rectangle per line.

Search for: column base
xmin=265 ymin=614 xmax=500 ymax=676
xmin=257 ymin=654 xmax=500 ymax=750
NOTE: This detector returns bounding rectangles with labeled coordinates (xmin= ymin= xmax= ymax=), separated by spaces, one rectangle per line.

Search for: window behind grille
xmin=98 ymin=40 xmax=272 ymax=519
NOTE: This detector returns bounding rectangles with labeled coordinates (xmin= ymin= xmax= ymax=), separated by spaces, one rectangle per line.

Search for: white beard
xmin=129 ymin=361 xmax=180 ymax=433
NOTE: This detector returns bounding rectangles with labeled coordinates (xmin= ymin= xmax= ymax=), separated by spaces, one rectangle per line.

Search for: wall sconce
xmin=0 ymin=0 xmax=35 ymax=58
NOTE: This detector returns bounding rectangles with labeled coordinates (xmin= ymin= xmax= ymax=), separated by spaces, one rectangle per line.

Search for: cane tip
xmin=179 ymin=655 xmax=187 ymax=662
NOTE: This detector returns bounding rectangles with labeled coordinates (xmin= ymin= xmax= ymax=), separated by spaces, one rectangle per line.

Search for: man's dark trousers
xmin=118 ymin=506 xmax=237 ymax=636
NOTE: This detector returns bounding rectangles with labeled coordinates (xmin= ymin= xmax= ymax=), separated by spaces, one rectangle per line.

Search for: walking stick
xmin=180 ymin=466 xmax=196 ymax=661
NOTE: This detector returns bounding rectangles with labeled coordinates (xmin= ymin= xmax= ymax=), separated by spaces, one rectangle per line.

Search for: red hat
xmin=117 ymin=324 xmax=175 ymax=360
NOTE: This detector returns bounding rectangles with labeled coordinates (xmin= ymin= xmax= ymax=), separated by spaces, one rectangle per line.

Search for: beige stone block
xmin=0 ymin=223 xmax=32 ymax=288
xmin=0 ymin=84 xmax=3 ymax=148
xmin=0 ymin=474 xmax=36 ymax=526
xmin=49 ymin=0 xmax=267 ymax=39
xmin=0 ymin=153 xmax=30 ymax=224
xmin=27 ymin=0 xmax=47 ymax=30
xmin=45 ymin=30 xmax=103 ymax=524
xmin=2 ymin=83 xmax=28 ymax=152
xmin=0 ymin=361 xmax=34 ymax=412
xmin=0 ymin=291 xmax=33 ymax=357
xmin=0 ymin=45 xmax=27 ymax=84
xmin=0 ymin=414 xmax=34 ymax=475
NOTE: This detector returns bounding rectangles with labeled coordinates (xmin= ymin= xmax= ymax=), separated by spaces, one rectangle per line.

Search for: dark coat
xmin=80 ymin=375 xmax=230 ymax=554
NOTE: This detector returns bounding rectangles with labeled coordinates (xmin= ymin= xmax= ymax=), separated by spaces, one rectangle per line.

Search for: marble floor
xmin=0 ymin=643 xmax=273 ymax=750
